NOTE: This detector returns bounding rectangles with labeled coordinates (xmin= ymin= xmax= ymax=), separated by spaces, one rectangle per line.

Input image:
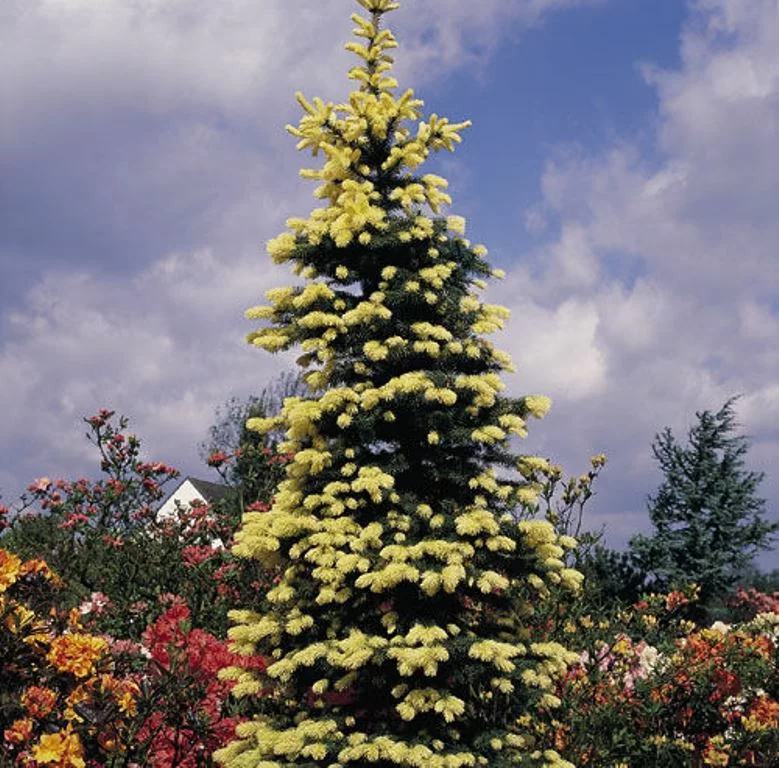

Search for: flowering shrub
xmin=726 ymin=587 xmax=779 ymax=623
xmin=5 ymin=410 xmax=180 ymax=632
xmin=2 ymin=407 xmax=777 ymax=767
xmin=534 ymin=592 xmax=779 ymax=767
xmin=0 ymin=409 xmax=290 ymax=766
xmin=0 ymin=548 xmax=140 ymax=767
xmin=0 ymin=545 xmax=272 ymax=768
xmin=130 ymin=603 xmax=267 ymax=768
xmin=4 ymin=410 xmax=281 ymax=640
xmin=516 ymin=456 xmax=779 ymax=766
xmin=205 ymin=444 xmax=293 ymax=510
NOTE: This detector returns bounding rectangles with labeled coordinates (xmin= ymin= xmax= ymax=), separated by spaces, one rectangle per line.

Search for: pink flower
xmin=206 ymin=451 xmax=230 ymax=467
xmin=246 ymin=501 xmax=270 ymax=513
xmin=181 ymin=545 xmax=216 ymax=568
xmin=79 ymin=591 xmax=111 ymax=616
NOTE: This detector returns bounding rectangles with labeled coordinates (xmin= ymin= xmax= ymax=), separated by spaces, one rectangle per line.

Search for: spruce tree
xmin=630 ymin=396 xmax=778 ymax=611
xmin=216 ymin=2 xmax=581 ymax=766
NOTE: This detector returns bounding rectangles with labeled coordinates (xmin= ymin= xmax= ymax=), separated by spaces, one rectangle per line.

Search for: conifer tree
xmin=216 ymin=2 xmax=582 ymax=766
xmin=630 ymin=397 xmax=777 ymax=612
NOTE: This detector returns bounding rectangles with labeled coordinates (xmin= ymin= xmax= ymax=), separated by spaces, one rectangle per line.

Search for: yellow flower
xmin=31 ymin=728 xmax=86 ymax=768
xmin=524 ymin=394 xmax=552 ymax=419
xmin=0 ymin=549 xmax=23 ymax=592
xmin=447 ymin=215 xmax=466 ymax=234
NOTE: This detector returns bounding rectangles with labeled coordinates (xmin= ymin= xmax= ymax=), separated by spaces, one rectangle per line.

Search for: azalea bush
xmin=0 ymin=548 xmax=141 ymax=767
xmin=0 ymin=545 xmax=271 ymax=768
xmin=3 ymin=404 xmax=777 ymax=768
xmin=128 ymin=600 xmax=268 ymax=768
xmin=532 ymin=590 xmax=779 ymax=767
xmin=726 ymin=587 xmax=779 ymax=624
xmin=0 ymin=409 xmax=287 ymax=766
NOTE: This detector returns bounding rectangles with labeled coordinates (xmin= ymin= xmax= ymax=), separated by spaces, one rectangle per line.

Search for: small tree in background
xmin=202 ymin=371 xmax=307 ymax=505
xmin=216 ymin=2 xmax=582 ymax=767
xmin=630 ymin=396 xmax=777 ymax=616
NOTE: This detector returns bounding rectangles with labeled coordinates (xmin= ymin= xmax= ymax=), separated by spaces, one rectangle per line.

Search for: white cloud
xmin=393 ymin=0 xmax=601 ymax=80
xmin=491 ymin=290 xmax=608 ymax=401
xmin=0 ymin=250 xmax=293 ymax=496
xmin=0 ymin=0 xmax=603 ymax=496
xmin=0 ymin=0 xmax=597 ymax=278
xmin=1 ymin=0 xmax=595 ymax=145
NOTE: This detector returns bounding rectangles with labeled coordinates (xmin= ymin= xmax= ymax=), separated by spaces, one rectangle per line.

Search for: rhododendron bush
xmin=3 ymin=409 xmax=278 ymax=641
xmin=0 ymin=545 xmax=270 ymax=767
xmin=0 ymin=416 xmax=776 ymax=767
xmin=0 ymin=414 xmax=774 ymax=767
xmin=3 ymin=530 xmax=776 ymax=766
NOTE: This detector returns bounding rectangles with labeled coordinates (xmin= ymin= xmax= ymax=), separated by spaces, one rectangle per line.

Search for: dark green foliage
xmin=578 ymin=545 xmax=646 ymax=607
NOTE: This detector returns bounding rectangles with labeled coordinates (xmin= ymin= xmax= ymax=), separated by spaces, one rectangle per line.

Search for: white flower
xmin=637 ymin=645 xmax=659 ymax=678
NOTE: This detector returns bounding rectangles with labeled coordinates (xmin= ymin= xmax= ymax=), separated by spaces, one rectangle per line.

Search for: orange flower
xmin=742 ymin=696 xmax=779 ymax=732
xmin=31 ymin=728 xmax=86 ymax=768
xmin=94 ymin=674 xmax=139 ymax=717
xmin=3 ymin=717 xmax=34 ymax=745
xmin=20 ymin=556 xmax=61 ymax=585
xmin=46 ymin=633 xmax=109 ymax=678
xmin=743 ymin=634 xmax=774 ymax=661
xmin=22 ymin=685 xmax=59 ymax=718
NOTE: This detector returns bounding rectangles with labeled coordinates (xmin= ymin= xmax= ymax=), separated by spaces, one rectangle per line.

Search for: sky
xmin=1 ymin=0 xmax=777 ymax=570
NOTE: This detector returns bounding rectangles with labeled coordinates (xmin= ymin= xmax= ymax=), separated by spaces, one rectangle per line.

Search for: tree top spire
xmin=356 ymin=0 xmax=401 ymax=14
xmin=267 ymin=0 xmax=470 ymax=260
